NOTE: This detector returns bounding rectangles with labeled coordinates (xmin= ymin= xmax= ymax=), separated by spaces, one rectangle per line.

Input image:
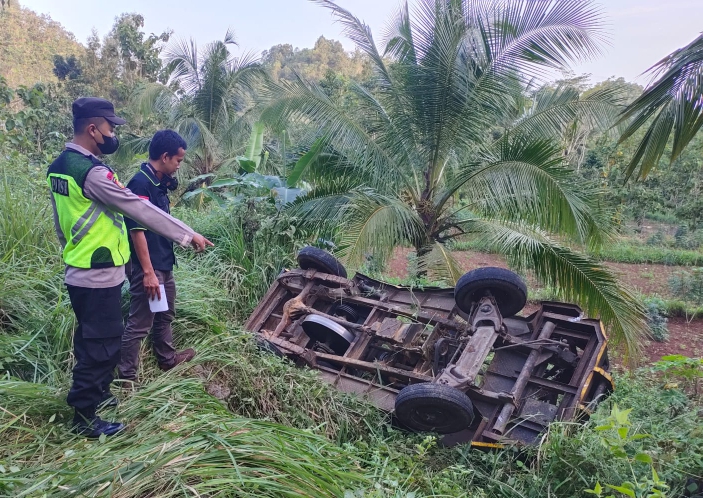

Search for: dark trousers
xmin=66 ymin=283 xmax=124 ymax=420
xmin=117 ymin=266 xmax=176 ymax=381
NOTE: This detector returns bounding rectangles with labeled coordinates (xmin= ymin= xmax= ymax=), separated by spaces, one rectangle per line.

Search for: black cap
xmin=72 ymin=97 xmax=126 ymax=125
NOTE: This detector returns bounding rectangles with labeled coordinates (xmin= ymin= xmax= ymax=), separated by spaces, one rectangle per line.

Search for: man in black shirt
xmin=118 ymin=130 xmax=197 ymax=382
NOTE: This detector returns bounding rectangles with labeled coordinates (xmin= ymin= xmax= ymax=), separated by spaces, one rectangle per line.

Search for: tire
xmin=395 ymin=383 xmax=474 ymax=434
xmin=297 ymin=246 xmax=347 ymax=278
xmin=454 ymin=267 xmax=527 ymax=317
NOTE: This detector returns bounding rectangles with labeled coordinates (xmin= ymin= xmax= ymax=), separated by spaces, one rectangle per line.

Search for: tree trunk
xmin=413 ymin=236 xmax=433 ymax=279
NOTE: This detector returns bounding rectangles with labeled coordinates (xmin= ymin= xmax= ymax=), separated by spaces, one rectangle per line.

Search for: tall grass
xmin=176 ymin=203 xmax=300 ymax=322
xmin=0 ymin=165 xmax=73 ymax=386
xmin=193 ymin=334 xmax=388 ymax=443
xmin=2 ymin=161 xmax=702 ymax=497
xmin=0 ymin=376 xmax=367 ymax=497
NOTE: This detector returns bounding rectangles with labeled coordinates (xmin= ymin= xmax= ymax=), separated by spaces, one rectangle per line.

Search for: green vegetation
xmin=642 ymin=296 xmax=669 ymax=343
xmin=129 ymin=31 xmax=265 ymax=177
xmin=450 ymin=238 xmax=703 ymax=267
xmin=669 ymin=268 xmax=703 ymax=305
xmin=2 ymin=0 xmax=703 ymax=495
xmin=0 ymin=4 xmax=82 ymax=88
xmin=595 ymin=244 xmax=703 ymax=266
xmin=261 ymin=36 xmax=371 ymax=83
xmin=616 ymin=33 xmax=703 ymax=180
xmin=263 ymin=0 xmax=646 ymax=353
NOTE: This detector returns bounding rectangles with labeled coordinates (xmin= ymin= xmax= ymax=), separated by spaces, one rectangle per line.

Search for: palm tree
xmin=130 ymin=30 xmax=265 ymax=177
xmin=263 ymin=0 xmax=647 ymax=354
xmin=616 ymin=34 xmax=703 ymax=180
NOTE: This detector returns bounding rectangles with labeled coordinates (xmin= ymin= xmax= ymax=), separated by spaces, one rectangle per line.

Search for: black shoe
xmin=72 ymin=416 xmax=125 ymax=439
xmin=98 ymin=391 xmax=119 ymax=409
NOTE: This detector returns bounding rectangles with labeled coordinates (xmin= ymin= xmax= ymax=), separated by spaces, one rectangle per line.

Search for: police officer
xmin=47 ymin=97 xmax=213 ymax=438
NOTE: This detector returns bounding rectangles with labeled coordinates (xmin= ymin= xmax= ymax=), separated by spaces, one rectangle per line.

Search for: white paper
xmin=148 ymin=284 xmax=168 ymax=313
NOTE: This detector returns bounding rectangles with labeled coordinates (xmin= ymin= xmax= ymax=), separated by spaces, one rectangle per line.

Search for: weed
xmin=646 ymin=230 xmax=666 ymax=247
xmin=652 ymin=355 xmax=703 ymax=396
xmin=585 ymin=404 xmax=668 ymax=498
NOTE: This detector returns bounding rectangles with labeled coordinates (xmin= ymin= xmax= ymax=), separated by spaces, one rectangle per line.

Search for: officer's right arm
xmin=83 ymin=166 xmax=196 ymax=248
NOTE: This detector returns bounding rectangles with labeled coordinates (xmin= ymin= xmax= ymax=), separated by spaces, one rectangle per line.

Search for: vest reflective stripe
xmin=71 ymin=204 xmax=105 ymax=245
xmin=47 ymin=152 xmax=130 ymax=268
xmin=105 ymin=211 xmax=125 ymax=233
xmin=71 ymin=203 xmax=100 ymax=238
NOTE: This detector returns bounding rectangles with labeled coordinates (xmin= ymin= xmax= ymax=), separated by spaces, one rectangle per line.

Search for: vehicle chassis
xmin=245 ymin=267 xmax=614 ymax=447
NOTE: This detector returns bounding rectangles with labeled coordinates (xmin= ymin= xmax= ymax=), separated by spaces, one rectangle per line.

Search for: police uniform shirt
xmin=48 ymin=143 xmax=194 ymax=288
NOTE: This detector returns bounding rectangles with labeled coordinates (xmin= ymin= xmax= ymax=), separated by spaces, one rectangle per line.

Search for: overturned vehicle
xmin=246 ymin=247 xmax=614 ymax=447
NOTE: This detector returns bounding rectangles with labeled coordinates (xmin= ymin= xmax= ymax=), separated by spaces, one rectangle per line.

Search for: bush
xmin=642 ymin=296 xmax=669 ymax=342
xmin=673 ymin=225 xmax=703 ymax=250
xmin=646 ymin=229 xmax=666 ymax=246
xmin=668 ymin=268 xmax=703 ymax=305
xmin=177 ymin=200 xmax=310 ymax=321
xmin=645 ymin=212 xmax=679 ymax=224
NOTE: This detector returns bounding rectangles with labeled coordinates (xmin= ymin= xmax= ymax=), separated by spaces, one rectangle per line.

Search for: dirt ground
xmin=386 ymin=247 xmax=703 ymax=365
xmin=645 ymin=318 xmax=703 ymax=363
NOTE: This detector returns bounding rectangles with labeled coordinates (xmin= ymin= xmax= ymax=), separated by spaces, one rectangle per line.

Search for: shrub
xmin=646 ymin=229 xmax=665 ymax=247
xmin=674 ymin=225 xmax=703 ymax=250
xmin=668 ymin=268 xmax=703 ymax=304
xmin=642 ymin=296 xmax=669 ymax=342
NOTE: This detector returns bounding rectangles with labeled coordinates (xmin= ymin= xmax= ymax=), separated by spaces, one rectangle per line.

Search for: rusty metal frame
xmin=245 ymin=269 xmax=614 ymax=447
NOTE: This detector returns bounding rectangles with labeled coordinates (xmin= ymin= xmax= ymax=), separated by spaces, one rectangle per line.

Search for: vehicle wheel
xmin=454 ymin=267 xmax=527 ymax=317
xmin=333 ymin=304 xmax=360 ymax=323
xmin=395 ymin=383 xmax=474 ymax=434
xmin=302 ymin=315 xmax=355 ymax=355
xmin=297 ymin=246 xmax=347 ymax=278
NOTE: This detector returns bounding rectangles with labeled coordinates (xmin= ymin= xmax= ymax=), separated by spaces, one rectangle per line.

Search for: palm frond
xmin=260 ymin=77 xmax=411 ymax=193
xmin=510 ymin=82 xmax=623 ymax=140
xmin=286 ymin=177 xmax=364 ymax=228
xmin=313 ymin=0 xmax=420 ymax=155
xmin=347 ymin=81 xmax=423 ymax=197
xmin=616 ymin=34 xmax=703 ymax=179
xmin=383 ymin=2 xmax=417 ymax=64
xmin=223 ymin=27 xmax=238 ymax=46
xmin=439 ymin=136 xmax=612 ymax=247
xmin=164 ymin=36 xmax=201 ymax=94
xmin=458 ymin=217 xmax=647 ymax=359
xmin=338 ymin=194 xmax=426 ymax=266
xmin=113 ymin=134 xmax=152 ymax=164
xmin=130 ymin=82 xmax=176 ymax=120
xmin=415 ymin=241 xmax=464 ymax=284
xmin=482 ymin=0 xmax=606 ymax=79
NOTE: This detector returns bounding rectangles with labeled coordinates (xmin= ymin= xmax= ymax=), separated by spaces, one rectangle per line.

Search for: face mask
xmin=95 ymin=129 xmax=120 ymax=155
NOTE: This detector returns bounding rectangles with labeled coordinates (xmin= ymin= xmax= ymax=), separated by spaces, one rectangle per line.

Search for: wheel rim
xmin=301 ymin=315 xmax=354 ymax=354
xmin=396 ymin=397 xmax=474 ymax=433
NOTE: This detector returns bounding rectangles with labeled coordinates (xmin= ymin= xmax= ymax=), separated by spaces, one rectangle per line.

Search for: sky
xmin=20 ymin=0 xmax=703 ymax=86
